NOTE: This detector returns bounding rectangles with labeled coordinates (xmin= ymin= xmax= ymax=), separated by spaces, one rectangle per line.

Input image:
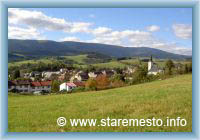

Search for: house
xmin=70 ymin=72 xmax=89 ymax=82
xmin=73 ymin=81 xmax=85 ymax=87
xmin=30 ymin=71 xmax=41 ymax=77
xmin=8 ymin=80 xmax=52 ymax=93
xmin=60 ymin=68 xmax=68 ymax=73
xmin=31 ymin=81 xmax=52 ymax=93
xmin=8 ymin=80 xmax=31 ymax=92
xmin=124 ymin=65 xmax=138 ymax=74
xmin=58 ymin=73 xmax=66 ymax=81
xmin=23 ymin=73 xmax=30 ymax=79
xmin=102 ymin=70 xmax=115 ymax=77
xmin=8 ymin=81 xmax=17 ymax=91
xmin=59 ymin=81 xmax=85 ymax=92
xmin=60 ymin=82 xmax=77 ymax=92
xmin=88 ymin=71 xmax=102 ymax=78
xmin=42 ymin=71 xmax=60 ymax=79
xmin=148 ymin=56 xmax=163 ymax=75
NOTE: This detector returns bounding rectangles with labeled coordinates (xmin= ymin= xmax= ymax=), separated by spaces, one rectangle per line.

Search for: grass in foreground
xmin=8 ymin=74 xmax=192 ymax=132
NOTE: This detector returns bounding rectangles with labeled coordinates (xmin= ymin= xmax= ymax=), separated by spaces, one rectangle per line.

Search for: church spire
xmin=150 ymin=55 xmax=153 ymax=62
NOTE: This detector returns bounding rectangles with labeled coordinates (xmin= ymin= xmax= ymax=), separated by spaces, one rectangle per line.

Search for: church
xmin=148 ymin=56 xmax=163 ymax=75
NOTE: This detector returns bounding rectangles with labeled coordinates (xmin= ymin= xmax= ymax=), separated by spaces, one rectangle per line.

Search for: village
xmin=8 ymin=56 xmax=189 ymax=95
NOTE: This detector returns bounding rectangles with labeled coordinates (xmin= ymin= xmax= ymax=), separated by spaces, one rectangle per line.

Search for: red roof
xmin=31 ymin=81 xmax=52 ymax=87
xmin=66 ymin=83 xmax=76 ymax=87
xmin=73 ymin=81 xmax=85 ymax=87
xmin=31 ymin=82 xmax=41 ymax=87
xmin=12 ymin=80 xmax=31 ymax=85
xmin=40 ymin=81 xmax=52 ymax=86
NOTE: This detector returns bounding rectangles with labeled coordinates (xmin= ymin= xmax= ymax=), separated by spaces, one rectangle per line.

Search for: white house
xmin=148 ymin=56 xmax=163 ymax=75
xmin=59 ymin=82 xmax=85 ymax=92
xmin=60 ymin=82 xmax=76 ymax=92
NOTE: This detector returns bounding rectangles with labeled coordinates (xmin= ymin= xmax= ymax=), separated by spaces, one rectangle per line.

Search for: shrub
xmin=58 ymin=89 xmax=68 ymax=94
xmin=71 ymin=87 xmax=85 ymax=93
xmin=165 ymin=60 xmax=174 ymax=75
xmin=96 ymin=74 xmax=110 ymax=90
xmin=51 ymin=80 xmax=60 ymax=92
xmin=111 ymin=80 xmax=125 ymax=88
xmin=85 ymin=78 xmax=97 ymax=90
xmin=130 ymin=65 xmax=148 ymax=84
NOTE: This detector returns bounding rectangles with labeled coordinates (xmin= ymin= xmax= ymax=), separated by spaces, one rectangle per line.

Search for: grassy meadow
xmin=8 ymin=74 xmax=192 ymax=132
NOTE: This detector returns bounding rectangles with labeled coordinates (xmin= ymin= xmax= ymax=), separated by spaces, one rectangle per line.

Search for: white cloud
xmin=70 ymin=22 xmax=92 ymax=33
xmin=88 ymin=37 xmax=122 ymax=46
xmin=8 ymin=8 xmax=92 ymax=33
xmin=92 ymin=27 xmax=112 ymax=36
xmin=8 ymin=26 xmax=46 ymax=40
xmin=59 ymin=36 xmax=80 ymax=42
xmin=152 ymin=42 xmax=192 ymax=55
xmin=146 ymin=25 xmax=160 ymax=32
xmin=87 ymin=28 xmax=192 ymax=55
xmin=91 ymin=29 xmax=153 ymax=47
xmin=122 ymin=30 xmax=152 ymax=46
xmin=172 ymin=24 xmax=192 ymax=39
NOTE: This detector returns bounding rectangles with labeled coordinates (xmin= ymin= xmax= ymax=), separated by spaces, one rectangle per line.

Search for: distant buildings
xmin=8 ymin=56 xmax=167 ymax=94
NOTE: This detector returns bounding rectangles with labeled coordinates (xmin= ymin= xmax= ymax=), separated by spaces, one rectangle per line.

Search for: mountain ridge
xmin=8 ymin=39 xmax=190 ymax=60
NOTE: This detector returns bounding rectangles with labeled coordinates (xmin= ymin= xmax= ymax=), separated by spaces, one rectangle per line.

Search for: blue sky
xmin=8 ymin=8 xmax=192 ymax=55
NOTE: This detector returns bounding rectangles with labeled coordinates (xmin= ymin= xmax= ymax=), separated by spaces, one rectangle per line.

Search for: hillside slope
xmin=8 ymin=74 xmax=192 ymax=132
xmin=8 ymin=39 xmax=190 ymax=59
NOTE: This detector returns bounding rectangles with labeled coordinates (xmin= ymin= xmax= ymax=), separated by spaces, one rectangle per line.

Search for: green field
xmin=64 ymin=55 xmax=88 ymax=64
xmin=92 ymin=61 xmax=128 ymax=69
xmin=8 ymin=74 xmax=192 ymax=132
xmin=8 ymin=55 xmax=88 ymax=67
xmin=8 ymin=58 xmax=56 ymax=67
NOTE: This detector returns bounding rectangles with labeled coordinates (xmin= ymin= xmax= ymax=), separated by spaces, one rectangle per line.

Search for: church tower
xmin=148 ymin=55 xmax=153 ymax=71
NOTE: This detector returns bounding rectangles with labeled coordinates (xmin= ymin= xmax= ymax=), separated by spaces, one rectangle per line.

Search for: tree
xmin=184 ymin=64 xmax=189 ymax=73
xmin=50 ymin=74 xmax=58 ymax=81
xmin=113 ymin=68 xmax=123 ymax=74
xmin=13 ymin=70 xmax=20 ymax=79
xmin=165 ymin=60 xmax=174 ymax=75
xmin=85 ymin=78 xmax=97 ymax=90
xmin=51 ymin=80 xmax=60 ymax=92
xmin=111 ymin=74 xmax=124 ymax=82
xmin=64 ymin=73 xmax=71 ymax=82
xmin=96 ymin=74 xmax=110 ymax=90
xmin=111 ymin=80 xmax=125 ymax=88
xmin=188 ymin=62 xmax=192 ymax=73
xmin=130 ymin=64 xmax=148 ymax=84
xmin=110 ymin=74 xmax=125 ymax=88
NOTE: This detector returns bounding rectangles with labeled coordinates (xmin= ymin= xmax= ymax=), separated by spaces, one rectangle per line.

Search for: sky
xmin=8 ymin=8 xmax=192 ymax=55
